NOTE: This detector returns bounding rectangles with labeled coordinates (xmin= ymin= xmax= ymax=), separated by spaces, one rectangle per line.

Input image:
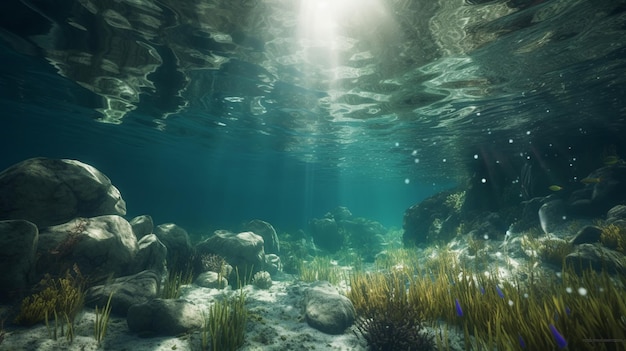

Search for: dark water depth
xmin=1 ymin=0 xmax=625 ymax=231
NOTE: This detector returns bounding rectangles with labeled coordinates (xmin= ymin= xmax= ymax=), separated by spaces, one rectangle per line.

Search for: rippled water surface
xmin=1 ymin=0 xmax=625 ymax=228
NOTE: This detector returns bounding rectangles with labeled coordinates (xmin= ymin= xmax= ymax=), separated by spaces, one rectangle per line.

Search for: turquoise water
xmin=1 ymin=0 xmax=625 ymax=231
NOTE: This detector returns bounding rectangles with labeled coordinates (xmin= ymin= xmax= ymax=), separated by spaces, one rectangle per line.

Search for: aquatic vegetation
xmin=538 ymin=238 xmax=574 ymax=266
xmin=350 ymin=270 xmax=434 ymax=351
xmin=94 ymin=291 xmax=113 ymax=345
xmin=251 ymin=271 xmax=272 ymax=289
xmin=194 ymin=253 xmax=227 ymax=275
xmin=299 ymin=256 xmax=343 ymax=285
xmin=161 ymin=267 xmax=194 ymax=299
xmin=204 ymin=289 xmax=247 ymax=351
xmin=348 ymin=247 xmax=626 ymax=350
xmin=14 ymin=267 xmax=85 ymax=327
xmin=600 ymin=223 xmax=626 ymax=253
xmin=444 ymin=191 xmax=466 ymax=212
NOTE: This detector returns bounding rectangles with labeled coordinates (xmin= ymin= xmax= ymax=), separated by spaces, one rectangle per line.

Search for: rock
xmin=304 ymin=281 xmax=355 ymax=334
xmin=570 ymin=225 xmax=603 ymax=245
xmin=0 ymin=220 xmax=38 ymax=300
xmin=130 ymin=215 xmax=153 ymax=240
xmin=196 ymin=230 xmax=265 ymax=276
xmin=36 ymin=215 xmax=138 ymax=278
xmin=338 ymin=218 xmax=386 ymax=260
xmin=264 ymin=254 xmax=282 ymax=275
xmin=308 ymin=218 xmax=342 ymax=252
xmin=251 ymin=271 xmax=272 ymax=289
xmin=242 ymin=219 xmax=280 ymax=254
xmin=194 ymin=271 xmax=228 ymax=289
xmin=327 ymin=206 xmax=353 ymax=221
xmin=127 ymin=298 xmax=204 ymax=336
xmin=539 ymin=200 xmax=566 ymax=234
xmin=402 ymin=191 xmax=459 ymax=246
xmin=0 ymin=158 xmax=126 ymax=228
xmin=130 ymin=234 xmax=167 ymax=275
xmin=607 ymin=205 xmax=626 ymax=224
xmin=85 ymin=270 xmax=160 ymax=316
xmin=565 ymin=244 xmax=625 ymax=274
xmin=154 ymin=223 xmax=192 ymax=269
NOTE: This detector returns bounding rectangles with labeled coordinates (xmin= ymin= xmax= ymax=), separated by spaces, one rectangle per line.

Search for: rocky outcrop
xmin=154 ymin=223 xmax=192 ymax=269
xmin=196 ymin=230 xmax=265 ymax=277
xmin=86 ymin=270 xmax=160 ymax=316
xmin=0 ymin=220 xmax=38 ymax=300
xmin=130 ymin=234 xmax=167 ymax=275
xmin=0 ymin=158 xmax=126 ymax=228
xmin=127 ymin=298 xmax=204 ymax=336
xmin=304 ymin=281 xmax=355 ymax=334
xmin=242 ymin=219 xmax=280 ymax=254
xmin=565 ymin=244 xmax=625 ymax=274
xmin=36 ymin=215 xmax=138 ymax=278
xmin=308 ymin=218 xmax=342 ymax=252
xmin=130 ymin=215 xmax=154 ymax=240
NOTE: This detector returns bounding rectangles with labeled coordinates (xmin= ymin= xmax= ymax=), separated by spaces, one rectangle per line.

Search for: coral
xmin=251 ymin=271 xmax=272 ymax=289
xmin=194 ymin=253 xmax=227 ymax=275
xmin=444 ymin=191 xmax=466 ymax=212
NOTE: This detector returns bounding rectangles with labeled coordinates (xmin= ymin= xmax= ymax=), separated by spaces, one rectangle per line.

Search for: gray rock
xmin=539 ymin=200 xmax=566 ymax=234
xmin=264 ymin=254 xmax=282 ymax=275
xmin=570 ymin=225 xmax=603 ymax=245
xmin=242 ymin=219 xmax=280 ymax=254
xmin=36 ymin=215 xmax=138 ymax=278
xmin=130 ymin=234 xmax=167 ymax=275
xmin=304 ymin=281 xmax=355 ymax=334
xmin=0 ymin=158 xmax=126 ymax=228
xmin=154 ymin=223 xmax=192 ymax=268
xmin=308 ymin=218 xmax=342 ymax=252
xmin=130 ymin=215 xmax=153 ymax=240
xmin=194 ymin=271 xmax=227 ymax=289
xmin=0 ymin=220 xmax=38 ymax=300
xmin=196 ymin=230 xmax=265 ymax=275
xmin=86 ymin=270 xmax=160 ymax=316
xmin=127 ymin=298 xmax=204 ymax=336
xmin=565 ymin=244 xmax=625 ymax=274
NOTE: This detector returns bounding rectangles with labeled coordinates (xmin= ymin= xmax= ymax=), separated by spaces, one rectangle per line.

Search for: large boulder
xmin=0 ymin=220 xmax=38 ymax=300
xmin=85 ymin=270 xmax=160 ymax=316
xmin=154 ymin=223 xmax=192 ymax=269
xmin=196 ymin=230 xmax=265 ymax=277
xmin=242 ymin=219 xmax=280 ymax=255
xmin=36 ymin=215 xmax=138 ymax=279
xmin=308 ymin=218 xmax=342 ymax=252
xmin=304 ymin=281 xmax=355 ymax=334
xmin=130 ymin=215 xmax=154 ymax=240
xmin=127 ymin=298 xmax=204 ymax=336
xmin=0 ymin=158 xmax=126 ymax=228
xmin=130 ymin=234 xmax=167 ymax=275
xmin=565 ymin=244 xmax=625 ymax=274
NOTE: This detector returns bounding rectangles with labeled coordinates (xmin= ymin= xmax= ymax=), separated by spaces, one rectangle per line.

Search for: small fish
xmin=518 ymin=335 xmax=526 ymax=349
xmin=496 ymin=285 xmax=505 ymax=298
xmin=455 ymin=298 xmax=463 ymax=317
xmin=549 ymin=185 xmax=563 ymax=191
xmin=580 ymin=177 xmax=602 ymax=184
xmin=549 ymin=324 xmax=568 ymax=349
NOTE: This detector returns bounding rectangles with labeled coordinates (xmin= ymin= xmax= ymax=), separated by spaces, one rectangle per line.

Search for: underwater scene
xmin=1 ymin=0 xmax=626 ymax=350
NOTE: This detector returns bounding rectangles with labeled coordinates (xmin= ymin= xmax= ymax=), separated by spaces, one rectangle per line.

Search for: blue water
xmin=1 ymin=0 xmax=625 ymax=232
